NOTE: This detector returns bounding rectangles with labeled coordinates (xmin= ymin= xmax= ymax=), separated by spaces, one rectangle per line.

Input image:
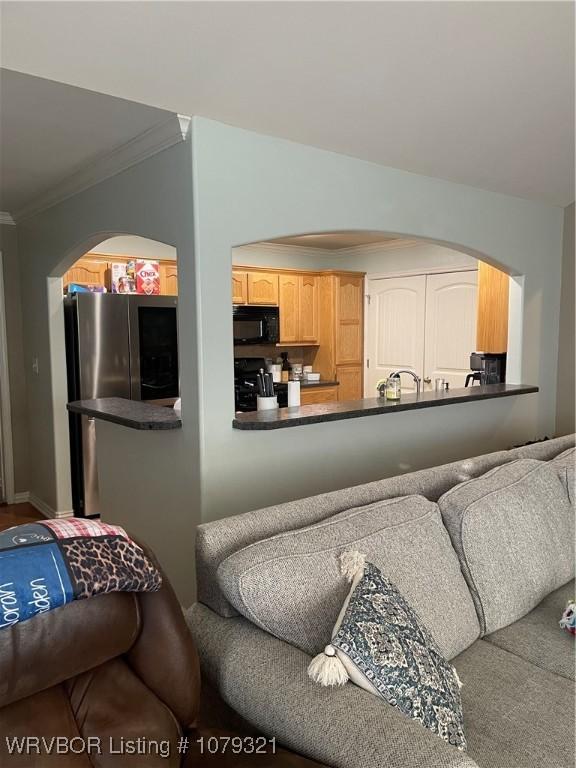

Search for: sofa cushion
xmin=439 ymin=459 xmax=574 ymax=635
xmin=550 ymin=447 xmax=575 ymax=506
xmin=217 ymin=495 xmax=480 ymax=660
xmin=453 ymin=639 xmax=575 ymax=768
xmin=484 ymin=579 xmax=575 ymax=680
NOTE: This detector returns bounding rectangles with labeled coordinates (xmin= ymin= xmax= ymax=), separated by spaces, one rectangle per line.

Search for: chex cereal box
xmin=135 ymin=260 xmax=160 ymax=295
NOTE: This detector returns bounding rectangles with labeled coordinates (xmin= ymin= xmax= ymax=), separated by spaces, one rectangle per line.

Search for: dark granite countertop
xmin=299 ymin=380 xmax=339 ymax=388
xmin=67 ymin=398 xmax=182 ymax=430
xmin=232 ymin=384 xmax=538 ymax=430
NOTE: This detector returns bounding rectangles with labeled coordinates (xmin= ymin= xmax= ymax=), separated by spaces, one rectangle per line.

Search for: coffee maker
xmin=465 ymin=352 xmax=507 ymax=386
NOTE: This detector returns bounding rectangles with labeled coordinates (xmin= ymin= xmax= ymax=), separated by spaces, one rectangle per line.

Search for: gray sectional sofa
xmin=187 ymin=434 xmax=575 ymax=768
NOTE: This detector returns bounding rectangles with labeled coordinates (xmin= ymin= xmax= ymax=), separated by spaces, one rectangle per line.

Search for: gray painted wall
xmin=16 ymin=139 xmax=200 ymax=602
xmin=192 ymin=118 xmax=564 ymax=527
xmin=0 ymin=223 xmax=30 ymax=495
xmin=556 ymin=202 xmax=575 ymax=435
xmin=13 ymin=117 xmax=569 ymax=605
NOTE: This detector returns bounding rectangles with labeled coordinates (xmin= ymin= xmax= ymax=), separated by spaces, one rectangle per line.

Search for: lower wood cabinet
xmin=335 ymin=366 xmax=363 ymax=401
xmin=300 ymin=385 xmax=339 ymax=406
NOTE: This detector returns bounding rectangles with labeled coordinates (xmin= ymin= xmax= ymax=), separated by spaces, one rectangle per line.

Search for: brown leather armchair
xmin=0 ymin=551 xmax=323 ymax=768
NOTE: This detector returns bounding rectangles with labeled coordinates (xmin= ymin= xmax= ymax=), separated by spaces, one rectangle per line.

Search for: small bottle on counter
xmin=385 ymin=376 xmax=401 ymax=400
xmin=280 ymin=352 xmax=292 ymax=383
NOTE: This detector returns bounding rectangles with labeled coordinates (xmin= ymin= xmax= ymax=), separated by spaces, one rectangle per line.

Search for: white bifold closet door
xmin=365 ymin=271 xmax=477 ymax=396
xmin=365 ymin=275 xmax=426 ymax=395
xmin=423 ymin=272 xmax=478 ymax=390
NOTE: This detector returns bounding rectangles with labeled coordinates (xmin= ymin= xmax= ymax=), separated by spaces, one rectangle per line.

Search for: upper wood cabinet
xmin=232 ymin=270 xmax=248 ymax=304
xmin=278 ymin=272 xmax=319 ymax=344
xmin=279 ymin=274 xmax=300 ymax=342
xmin=298 ymin=275 xmax=319 ymax=343
xmin=247 ymin=271 xmax=278 ymax=305
xmin=335 ymin=275 xmax=363 ymax=365
xmin=160 ymin=263 xmax=178 ymax=296
xmin=476 ymin=262 xmax=509 ymax=353
xmin=64 ymin=258 xmax=109 ymax=289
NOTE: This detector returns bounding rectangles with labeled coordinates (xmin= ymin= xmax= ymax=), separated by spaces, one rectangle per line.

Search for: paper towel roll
xmin=288 ymin=380 xmax=301 ymax=407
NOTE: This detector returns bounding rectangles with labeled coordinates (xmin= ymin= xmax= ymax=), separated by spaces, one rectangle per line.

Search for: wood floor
xmin=0 ymin=502 xmax=43 ymax=532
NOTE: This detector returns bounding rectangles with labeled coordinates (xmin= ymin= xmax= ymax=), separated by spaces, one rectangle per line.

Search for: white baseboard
xmin=12 ymin=491 xmax=30 ymax=504
xmin=29 ymin=493 xmax=73 ymax=519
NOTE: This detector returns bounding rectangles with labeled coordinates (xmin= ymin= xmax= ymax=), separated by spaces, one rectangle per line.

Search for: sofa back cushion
xmin=439 ymin=459 xmax=575 ymax=635
xmin=550 ymin=447 xmax=575 ymax=506
xmin=217 ymin=495 xmax=480 ymax=660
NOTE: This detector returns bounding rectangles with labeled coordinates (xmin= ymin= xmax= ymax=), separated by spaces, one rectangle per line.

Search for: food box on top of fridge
xmin=134 ymin=260 xmax=160 ymax=295
xmin=111 ymin=262 xmax=136 ymax=293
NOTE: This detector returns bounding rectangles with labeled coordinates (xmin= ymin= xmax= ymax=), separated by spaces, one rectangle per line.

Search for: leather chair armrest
xmin=187 ymin=604 xmax=479 ymax=768
xmin=127 ymin=543 xmax=201 ymax=730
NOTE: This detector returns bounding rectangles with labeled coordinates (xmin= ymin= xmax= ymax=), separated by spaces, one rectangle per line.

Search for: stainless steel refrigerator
xmin=64 ymin=292 xmax=178 ymax=517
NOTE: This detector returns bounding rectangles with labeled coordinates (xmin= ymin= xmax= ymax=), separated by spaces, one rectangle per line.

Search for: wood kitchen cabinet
xmin=64 ymin=253 xmax=180 ymax=296
xmin=335 ymin=274 xmax=364 ymax=365
xmin=278 ymin=272 xmax=319 ymax=344
xmin=160 ymin=263 xmax=178 ymax=296
xmin=298 ymin=274 xmax=319 ymax=343
xmin=247 ymin=271 xmax=278 ymax=305
xmin=335 ymin=366 xmax=363 ymax=401
xmin=232 ymin=271 xmax=248 ymax=304
xmin=476 ymin=261 xmax=509 ymax=353
xmin=279 ymin=274 xmax=300 ymax=342
xmin=63 ymin=257 xmax=109 ymax=289
xmin=313 ymin=271 xmax=365 ymax=400
xmin=300 ymin=385 xmax=338 ymax=405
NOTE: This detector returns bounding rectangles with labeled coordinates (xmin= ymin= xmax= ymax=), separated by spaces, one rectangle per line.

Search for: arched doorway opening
xmin=50 ymin=234 xmax=179 ymax=518
xmin=230 ymin=230 xmax=522 ymax=412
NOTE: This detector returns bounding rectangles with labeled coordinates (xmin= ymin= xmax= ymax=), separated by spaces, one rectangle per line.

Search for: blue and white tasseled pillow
xmin=308 ymin=551 xmax=467 ymax=752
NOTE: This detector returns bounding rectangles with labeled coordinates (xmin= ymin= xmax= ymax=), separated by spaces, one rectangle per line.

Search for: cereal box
xmin=135 ymin=260 xmax=160 ymax=295
xmin=111 ymin=262 xmax=136 ymax=294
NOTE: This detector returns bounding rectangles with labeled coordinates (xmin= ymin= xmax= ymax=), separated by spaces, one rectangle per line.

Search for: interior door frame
xmin=0 ymin=250 xmax=15 ymax=504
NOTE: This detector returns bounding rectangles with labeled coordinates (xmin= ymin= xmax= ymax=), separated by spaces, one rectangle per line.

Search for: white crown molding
xmin=0 ymin=212 xmax=16 ymax=226
xmin=14 ymin=113 xmax=192 ymax=223
xmin=236 ymin=241 xmax=335 ymax=258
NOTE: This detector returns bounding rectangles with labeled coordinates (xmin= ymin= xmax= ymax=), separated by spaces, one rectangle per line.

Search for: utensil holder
xmin=257 ymin=396 xmax=278 ymax=411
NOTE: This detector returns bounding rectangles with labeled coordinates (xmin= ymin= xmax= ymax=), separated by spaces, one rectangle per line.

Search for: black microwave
xmin=233 ymin=306 xmax=280 ymax=345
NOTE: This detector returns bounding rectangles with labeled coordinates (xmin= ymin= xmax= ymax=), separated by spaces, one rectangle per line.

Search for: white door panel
xmin=366 ymin=276 xmax=426 ymax=395
xmin=424 ymin=271 xmax=478 ymax=390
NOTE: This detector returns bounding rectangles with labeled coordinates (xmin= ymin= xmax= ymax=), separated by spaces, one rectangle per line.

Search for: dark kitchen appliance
xmin=234 ymin=357 xmax=288 ymax=412
xmin=465 ymin=352 xmax=507 ymax=387
xmin=64 ymin=293 xmax=178 ymax=517
xmin=233 ymin=306 xmax=279 ymax=345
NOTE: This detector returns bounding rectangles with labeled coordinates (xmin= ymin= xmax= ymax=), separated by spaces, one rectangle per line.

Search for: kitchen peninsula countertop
xmin=67 ymin=398 xmax=182 ymax=430
xmin=232 ymin=384 xmax=538 ymax=431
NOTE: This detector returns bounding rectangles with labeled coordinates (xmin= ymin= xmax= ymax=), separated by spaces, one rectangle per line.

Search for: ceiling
xmin=0 ymin=69 xmax=172 ymax=213
xmin=1 ymin=1 xmax=574 ymax=210
xmin=270 ymin=232 xmax=400 ymax=250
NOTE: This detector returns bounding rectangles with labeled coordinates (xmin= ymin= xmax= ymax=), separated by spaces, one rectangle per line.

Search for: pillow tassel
xmin=307 ymin=644 xmax=349 ymax=687
xmin=339 ymin=550 xmax=366 ymax=582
